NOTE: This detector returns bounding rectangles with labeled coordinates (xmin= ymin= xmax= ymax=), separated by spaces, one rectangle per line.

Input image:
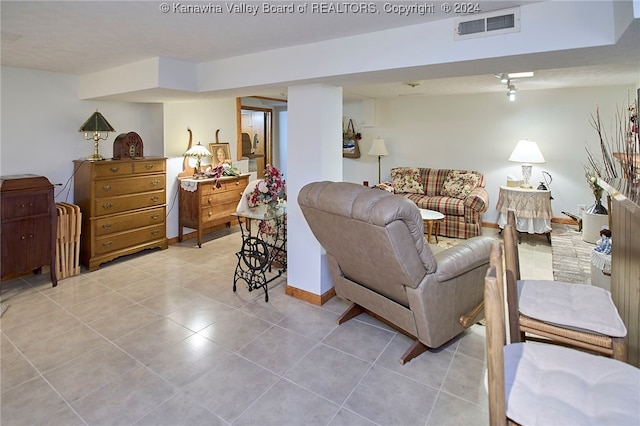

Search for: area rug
xmin=550 ymin=224 xmax=594 ymax=284
xmin=428 ymin=225 xmax=595 ymax=285
xmin=428 ymin=235 xmax=461 ymax=253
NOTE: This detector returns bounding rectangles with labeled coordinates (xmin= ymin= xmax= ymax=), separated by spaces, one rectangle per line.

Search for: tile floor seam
xmin=423 ymin=335 xmax=462 ymax=426
xmin=2 ymin=226 xmax=551 ymax=425
xmin=1 ymin=330 xmax=89 ymax=423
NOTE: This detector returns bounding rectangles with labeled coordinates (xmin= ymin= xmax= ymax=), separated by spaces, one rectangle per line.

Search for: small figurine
xmin=594 ymin=228 xmax=612 ymax=254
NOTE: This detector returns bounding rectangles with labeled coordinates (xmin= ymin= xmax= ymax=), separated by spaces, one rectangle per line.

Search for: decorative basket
xmin=342 ymin=118 xmax=361 ymax=158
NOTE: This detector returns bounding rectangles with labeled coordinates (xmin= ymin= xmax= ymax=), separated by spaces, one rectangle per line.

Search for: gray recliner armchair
xmin=298 ymin=181 xmax=494 ymax=364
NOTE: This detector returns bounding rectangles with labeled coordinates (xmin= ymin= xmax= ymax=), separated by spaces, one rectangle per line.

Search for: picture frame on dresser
xmin=209 ymin=143 xmax=232 ymax=167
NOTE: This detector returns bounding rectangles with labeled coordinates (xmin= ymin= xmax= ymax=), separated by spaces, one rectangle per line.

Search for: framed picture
xmin=209 ymin=143 xmax=232 ymax=167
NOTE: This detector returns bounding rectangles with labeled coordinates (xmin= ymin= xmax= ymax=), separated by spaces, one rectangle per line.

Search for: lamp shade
xmin=79 ymin=110 xmax=115 ymax=133
xmin=509 ymin=140 xmax=545 ymax=164
xmin=183 ymin=142 xmax=212 ymax=158
xmin=368 ymin=138 xmax=389 ymax=156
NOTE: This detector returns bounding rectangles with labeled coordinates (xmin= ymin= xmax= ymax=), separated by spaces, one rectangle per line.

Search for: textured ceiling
xmin=1 ymin=0 xmax=638 ymax=101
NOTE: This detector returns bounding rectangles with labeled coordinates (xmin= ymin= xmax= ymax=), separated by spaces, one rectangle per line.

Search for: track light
xmin=499 ymin=73 xmax=509 ymax=84
xmin=507 ymin=81 xmax=517 ymax=101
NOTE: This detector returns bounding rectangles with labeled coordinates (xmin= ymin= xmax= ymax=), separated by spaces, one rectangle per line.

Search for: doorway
xmin=237 ymin=103 xmax=272 ymax=178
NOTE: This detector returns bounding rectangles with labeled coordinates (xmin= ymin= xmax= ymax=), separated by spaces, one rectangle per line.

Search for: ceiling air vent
xmin=454 ymin=7 xmax=520 ymax=40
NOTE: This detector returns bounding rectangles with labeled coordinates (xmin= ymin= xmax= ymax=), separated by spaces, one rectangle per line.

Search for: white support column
xmin=286 ymin=84 xmax=343 ymax=298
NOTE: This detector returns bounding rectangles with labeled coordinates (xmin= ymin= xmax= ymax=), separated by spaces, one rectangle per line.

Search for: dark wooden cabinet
xmin=1 ymin=175 xmax=57 ymax=286
xmin=73 ymin=158 xmax=168 ymax=271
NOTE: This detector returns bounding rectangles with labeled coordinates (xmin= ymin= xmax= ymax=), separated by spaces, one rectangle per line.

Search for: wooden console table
xmin=178 ymin=174 xmax=249 ymax=247
xmin=496 ymin=185 xmax=552 ymax=243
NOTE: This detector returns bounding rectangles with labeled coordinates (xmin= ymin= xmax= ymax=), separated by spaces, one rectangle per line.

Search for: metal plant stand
xmin=231 ymin=208 xmax=286 ymax=302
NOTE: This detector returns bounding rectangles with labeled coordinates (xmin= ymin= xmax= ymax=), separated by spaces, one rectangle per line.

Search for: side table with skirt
xmin=496 ymin=185 xmax=553 ymax=243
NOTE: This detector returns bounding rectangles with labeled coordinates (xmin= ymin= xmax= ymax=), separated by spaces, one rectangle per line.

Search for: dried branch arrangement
xmin=585 ymin=93 xmax=638 ymax=186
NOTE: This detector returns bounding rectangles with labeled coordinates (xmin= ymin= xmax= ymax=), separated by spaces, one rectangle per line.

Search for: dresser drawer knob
xmin=20 ymin=203 xmax=26 ymax=208
xmin=102 ymin=241 xmax=113 ymax=247
xmin=102 ymin=203 xmax=112 ymax=210
xmin=146 ymin=164 xmax=154 ymax=169
xmin=110 ymin=167 xmax=119 ymax=173
xmin=102 ymin=223 xmax=112 ymax=229
xmin=151 ymin=230 xmax=159 ymax=235
xmin=21 ymin=235 xmax=26 ymax=240
xmin=151 ymin=180 xmax=160 ymax=186
xmin=102 ymin=185 xmax=112 ymax=191
xmin=151 ymin=214 xmax=159 ymax=220
xmin=151 ymin=196 xmax=159 ymax=202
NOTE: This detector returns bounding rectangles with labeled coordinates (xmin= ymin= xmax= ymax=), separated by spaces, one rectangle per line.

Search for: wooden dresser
xmin=178 ymin=174 xmax=249 ymax=247
xmin=73 ymin=158 xmax=168 ymax=271
xmin=1 ymin=175 xmax=57 ymax=286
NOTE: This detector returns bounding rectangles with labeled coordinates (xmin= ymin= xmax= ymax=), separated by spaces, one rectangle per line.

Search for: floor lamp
xmin=368 ymin=137 xmax=389 ymax=184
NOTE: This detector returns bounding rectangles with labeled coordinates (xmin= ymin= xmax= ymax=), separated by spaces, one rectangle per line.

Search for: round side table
xmin=419 ymin=209 xmax=445 ymax=243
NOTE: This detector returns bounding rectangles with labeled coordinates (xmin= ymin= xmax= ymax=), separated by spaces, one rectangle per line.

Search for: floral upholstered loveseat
xmin=387 ymin=167 xmax=489 ymax=239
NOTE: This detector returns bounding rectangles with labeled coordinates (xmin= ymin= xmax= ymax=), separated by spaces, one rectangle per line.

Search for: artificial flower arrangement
xmin=629 ymin=99 xmax=638 ymax=134
xmin=247 ymin=165 xmax=287 ymax=244
xmin=248 ymin=164 xmax=287 ymax=209
xmin=198 ymin=163 xmax=241 ymax=187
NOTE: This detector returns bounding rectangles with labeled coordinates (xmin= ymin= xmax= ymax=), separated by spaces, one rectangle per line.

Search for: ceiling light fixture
xmin=508 ymin=71 xmax=534 ymax=79
xmin=495 ymin=71 xmax=535 ymax=81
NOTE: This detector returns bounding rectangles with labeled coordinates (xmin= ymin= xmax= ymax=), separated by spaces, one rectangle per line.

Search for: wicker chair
xmin=504 ymin=211 xmax=627 ymax=360
xmin=485 ymin=240 xmax=640 ymax=426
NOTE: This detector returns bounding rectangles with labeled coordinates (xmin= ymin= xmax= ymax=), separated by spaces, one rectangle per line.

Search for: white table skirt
xmin=498 ymin=213 xmax=551 ymax=234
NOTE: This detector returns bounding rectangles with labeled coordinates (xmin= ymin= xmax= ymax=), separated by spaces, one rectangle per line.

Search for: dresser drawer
xmin=201 ymin=200 xmax=239 ymax=223
xmin=133 ymin=160 xmax=166 ymax=175
xmin=94 ymin=175 xmax=165 ymax=197
xmin=94 ymin=224 xmax=166 ymax=255
xmin=94 ymin=190 xmax=166 ymax=216
xmin=201 ymin=187 xmax=246 ymax=206
xmin=92 ymin=161 xmax=134 ymax=178
xmin=200 ymin=179 xmax=246 ymax=196
xmin=94 ymin=206 xmax=165 ymax=236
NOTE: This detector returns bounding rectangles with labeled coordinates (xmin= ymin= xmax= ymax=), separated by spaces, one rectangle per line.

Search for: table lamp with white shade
xmin=368 ymin=137 xmax=389 ymax=184
xmin=509 ymin=140 xmax=545 ymax=188
xmin=183 ymin=141 xmax=212 ymax=172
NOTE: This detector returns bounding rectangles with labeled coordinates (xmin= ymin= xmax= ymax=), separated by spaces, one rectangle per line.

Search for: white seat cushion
xmin=518 ymin=280 xmax=627 ymax=337
xmin=504 ymin=342 xmax=640 ymax=425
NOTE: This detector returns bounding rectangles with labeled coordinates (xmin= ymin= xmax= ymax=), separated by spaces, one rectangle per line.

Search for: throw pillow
xmin=391 ymin=167 xmax=424 ymax=194
xmin=441 ymin=170 xmax=481 ymax=199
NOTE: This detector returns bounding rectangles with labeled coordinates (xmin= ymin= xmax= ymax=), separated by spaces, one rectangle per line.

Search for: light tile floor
xmin=0 ymin=226 xmax=552 ymax=426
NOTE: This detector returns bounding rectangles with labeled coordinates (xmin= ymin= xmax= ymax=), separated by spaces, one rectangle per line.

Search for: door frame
xmin=236 ymin=99 xmax=274 ymax=175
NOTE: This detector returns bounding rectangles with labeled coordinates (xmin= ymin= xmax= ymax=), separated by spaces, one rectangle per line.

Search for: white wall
xmin=343 ymin=85 xmax=636 ymax=223
xmin=2 ymin=66 xmax=635 ymax=237
xmin=0 ymin=67 xmax=163 ymax=203
xmin=163 ymin=98 xmax=238 ymax=238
